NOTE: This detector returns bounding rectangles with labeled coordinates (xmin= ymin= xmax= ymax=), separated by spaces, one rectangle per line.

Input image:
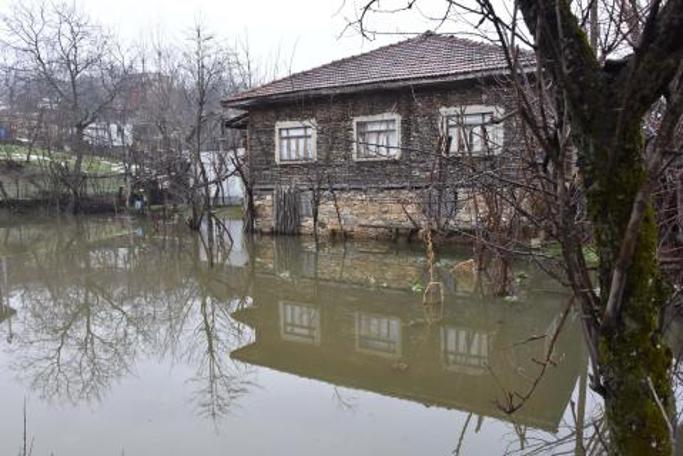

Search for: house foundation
xmin=253 ymin=188 xmax=485 ymax=239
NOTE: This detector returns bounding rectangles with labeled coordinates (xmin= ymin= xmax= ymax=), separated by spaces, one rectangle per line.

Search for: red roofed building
xmin=223 ymin=32 xmax=534 ymax=237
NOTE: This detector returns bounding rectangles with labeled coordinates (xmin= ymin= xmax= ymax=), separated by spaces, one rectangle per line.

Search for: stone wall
xmin=254 ymin=187 xmax=487 ymax=239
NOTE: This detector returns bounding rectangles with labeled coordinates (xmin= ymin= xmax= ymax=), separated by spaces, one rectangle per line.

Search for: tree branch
xmin=517 ymin=0 xmax=605 ymax=132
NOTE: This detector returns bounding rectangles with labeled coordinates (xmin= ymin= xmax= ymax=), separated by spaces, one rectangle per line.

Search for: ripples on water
xmin=0 ymin=215 xmax=600 ymax=455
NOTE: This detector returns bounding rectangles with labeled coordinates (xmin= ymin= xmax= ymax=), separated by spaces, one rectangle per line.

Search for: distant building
xmin=196 ymin=149 xmax=245 ymax=206
xmin=0 ymin=105 xmax=17 ymax=142
xmin=84 ymin=122 xmax=133 ymax=149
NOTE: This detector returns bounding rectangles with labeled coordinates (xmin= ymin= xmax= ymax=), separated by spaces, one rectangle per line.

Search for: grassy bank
xmin=0 ymin=144 xmax=125 ymax=199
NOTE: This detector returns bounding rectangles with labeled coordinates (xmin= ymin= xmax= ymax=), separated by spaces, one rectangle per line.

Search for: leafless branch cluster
xmin=0 ymin=1 xmax=276 ymax=223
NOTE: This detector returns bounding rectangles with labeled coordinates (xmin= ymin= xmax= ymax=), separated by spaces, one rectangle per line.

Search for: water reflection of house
xmin=355 ymin=312 xmax=402 ymax=358
xmin=441 ymin=325 xmax=489 ymax=375
xmin=231 ymin=268 xmax=586 ymax=432
xmin=279 ymin=301 xmax=321 ymax=345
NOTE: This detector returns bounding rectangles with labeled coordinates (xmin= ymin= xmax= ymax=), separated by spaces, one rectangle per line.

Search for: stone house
xmin=222 ymin=32 xmax=533 ymax=238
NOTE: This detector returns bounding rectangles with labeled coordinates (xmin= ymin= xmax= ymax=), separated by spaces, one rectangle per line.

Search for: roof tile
xmin=224 ymin=32 xmax=533 ymax=106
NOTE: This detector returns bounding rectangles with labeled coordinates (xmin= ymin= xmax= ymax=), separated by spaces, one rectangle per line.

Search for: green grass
xmin=0 ymin=144 xmax=124 ymax=199
xmin=0 ymin=144 xmax=125 ymax=175
xmin=0 ymin=145 xmax=126 ymax=198
xmin=214 ymin=205 xmax=243 ymax=219
xmin=545 ymin=241 xmax=599 ymax=267
xmin=145 ymin=205 xmax=243 ymax=220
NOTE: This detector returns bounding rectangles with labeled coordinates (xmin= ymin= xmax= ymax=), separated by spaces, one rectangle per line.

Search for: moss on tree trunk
xmin=586 ymin=122 xmax=674 ymax=455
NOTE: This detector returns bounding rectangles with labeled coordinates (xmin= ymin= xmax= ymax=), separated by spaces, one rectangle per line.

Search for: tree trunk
xmin=187 ymin=200 xmax=203 ymax=231
xmin=122 ymin=127 xmax=132 ymax=210
xmin=69 ymin=125 xmax=86 ymax=215
xmin=0 ymin=180 xmax=8 ymax=202
xmin=586 ymin=123 xmax=674 ymax=455
xmin=243 ymin=187 xmax=256 ymax=233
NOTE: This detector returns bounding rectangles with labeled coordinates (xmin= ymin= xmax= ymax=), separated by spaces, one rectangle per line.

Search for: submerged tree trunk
xmin=244 ymin=187 xmax=256 ymax=233
xmin=68 ymin=125 xmax=87 ymax=215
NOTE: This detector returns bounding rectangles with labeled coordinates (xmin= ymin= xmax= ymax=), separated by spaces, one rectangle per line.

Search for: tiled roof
xmin=224 ymin=32 xmax=533 ymax=106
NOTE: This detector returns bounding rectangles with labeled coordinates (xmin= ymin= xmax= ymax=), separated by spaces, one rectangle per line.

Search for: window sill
xmin=447 ymin=152 xmax=502 ymax=158
xmin=276 ymin=160 xmax=317 ymax=165
xmin=352 ymin=156 xmax=401 ymax=162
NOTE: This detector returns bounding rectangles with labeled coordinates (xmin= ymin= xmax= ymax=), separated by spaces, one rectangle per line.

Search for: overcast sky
xmin=74 ymin=0 xmax=458 ymax=77
xmin=0 ymin=0 xmax=495 ymax=82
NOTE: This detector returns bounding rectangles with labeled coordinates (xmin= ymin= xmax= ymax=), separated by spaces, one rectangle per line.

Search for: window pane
xmin=295 ymin=137 xmax=302 ymax=160
xmin=441 ymin=326 xmax=489 ymax=374
xmin=356 ymin=313 xmax=401 ymax=356
xmin=280 ymin=302 xmax=320 ymax=344
xmin=356 ymin=118 xmax=398 ymax=159
xmin=446 ymin=112 xmax=496 ymax=155
xmin=291 ymin=139 xmax=297 ymax=160
xmin=278 ymin=125 xmax=315 ymax=161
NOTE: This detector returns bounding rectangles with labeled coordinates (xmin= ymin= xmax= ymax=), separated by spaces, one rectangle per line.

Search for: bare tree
xmin=0 ymin=1 xmax=132 ymax=212
xmin=179 ymin=21 xmax=235 ymax=229
xmin=133 ymin=22 xmax=238 ymax=230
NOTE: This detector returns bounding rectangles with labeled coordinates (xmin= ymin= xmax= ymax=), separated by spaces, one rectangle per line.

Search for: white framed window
xmin=440 ymin=105 xmax=504 ymax=156
xmin=279 ymin=301 xmax=321 ymax=345
xmin=441 ymin=326 xmax=490 ymax=375
xmin=355 ymin=312 xmax=402 ymax=358
xmin=352 ymin=113 xmax=401 ymax=161
xmin=275 ymin=120 xmax=317 ymax=163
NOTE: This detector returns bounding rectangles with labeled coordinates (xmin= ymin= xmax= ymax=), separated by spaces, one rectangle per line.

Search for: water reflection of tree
xmin=8 ymin=227 xmax=147 ymax=402
xmin=1 ymin=219 xmax=254 ymax=421
xmin=507 ymin=310 xmax=683 ymax=455
xmin=186 ymin=295 xmax=253 ymax=421
xmin=494 ymin=369 xmax=610 ymax=456
xmin=187 ymin=224 xmax=254 ymax=421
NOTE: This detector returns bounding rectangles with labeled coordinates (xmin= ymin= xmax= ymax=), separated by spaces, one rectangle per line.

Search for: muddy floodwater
xmin=0 ymin=215 xmax=596 ymax=455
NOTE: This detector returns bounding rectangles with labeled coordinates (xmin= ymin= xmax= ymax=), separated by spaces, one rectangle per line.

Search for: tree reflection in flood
xmin=0 ymin=215 xmax=608 ymax=455
xmin=0 ymin=217 xmax=254 ymax=421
